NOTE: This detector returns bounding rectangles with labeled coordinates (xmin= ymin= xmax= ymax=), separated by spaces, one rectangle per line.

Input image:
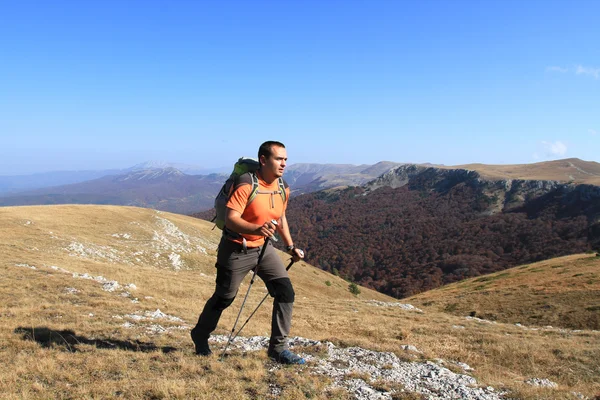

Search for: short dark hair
xmin=258 ymin=141 xmax=285 ymax=160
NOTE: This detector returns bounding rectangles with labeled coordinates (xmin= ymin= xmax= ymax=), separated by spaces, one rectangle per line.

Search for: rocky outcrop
xmin=285 ymin=162 xmax=403 ymax=194
xmin=365 ymin=164 xmax=600 ymax=217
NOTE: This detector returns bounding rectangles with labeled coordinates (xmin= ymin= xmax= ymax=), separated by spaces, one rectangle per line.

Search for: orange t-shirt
xmin=226 ymin=175 xmax=290 ymax=247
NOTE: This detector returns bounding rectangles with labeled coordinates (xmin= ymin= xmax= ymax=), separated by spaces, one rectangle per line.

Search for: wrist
xmin=285 ymin=244 xmax=295 ymax=254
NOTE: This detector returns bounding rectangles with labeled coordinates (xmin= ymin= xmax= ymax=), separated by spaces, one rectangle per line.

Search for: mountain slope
xmin=284 ymin=163 xmax=600 ymax=298
xmin=444 ymin=158 xmax=600 ymax=185
xmin=1 ymin=205 xmax=599 ymax=399
xmin=0 ymin=169 xmax=123 ymax=194
xmin=407 ymin=253 xmax=600 ymax=330
xmin=0 ymin=168 xmax=226 ymax=214
xmin=0 ymin=162 xmax=403 ymax=213
xmin=284 ymin=161 xmax=403 ymax=194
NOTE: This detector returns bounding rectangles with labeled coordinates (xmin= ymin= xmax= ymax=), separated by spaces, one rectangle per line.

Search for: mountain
xmin=127 ymin=161 xmax=229 ymax=175
xmin=0 ymin=162 xmax=230 ymax=197
xmin=0 ymin=168 xmax=227 ymax=214
xmin=0 ymin=169 xmax=123 ymax=195
xmin=407 ymin=253 xmax=600 ymax=330
xmin=444 ymin=157 xmax=600 ymax=185
xmin=0 ymin=161 xmax=404 ymax=214
xmin=1 ymin=204 xmax=598 ymax=399
xmin=282 ymin=159 xmax=600 ymax=298
xmin=285 ymin=161 xmax=403 ymax=194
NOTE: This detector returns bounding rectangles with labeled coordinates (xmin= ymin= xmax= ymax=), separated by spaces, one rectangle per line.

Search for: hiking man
xmin=191 ymin=140 xmax=306 ymax=364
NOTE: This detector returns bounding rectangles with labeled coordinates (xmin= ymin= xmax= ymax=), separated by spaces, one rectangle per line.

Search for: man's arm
xmin=277 ymin=212 xmax=305 ymax=262
xmin=225 ymin=208 xmax=277 ymax=238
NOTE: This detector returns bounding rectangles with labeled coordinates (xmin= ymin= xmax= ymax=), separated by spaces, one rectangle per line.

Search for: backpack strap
xmin=249 ymin=174 xmax=289 ymax=209
xmin=277 ymin=177 xmax=287 ymax=204
xmin=246 ymin=172 xmax=260 ymax=204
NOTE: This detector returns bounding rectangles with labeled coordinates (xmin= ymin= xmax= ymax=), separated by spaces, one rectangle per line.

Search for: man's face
xmin=261 ymin=145 xmax=287 ymax=178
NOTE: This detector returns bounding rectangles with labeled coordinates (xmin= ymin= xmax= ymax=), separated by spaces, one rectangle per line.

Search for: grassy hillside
xmin=407 ymin=254 xmax=600 ymax=330
xmin=446 ymin=158 xmax=600 ymax=185
xmin=1 ymin=205 xmax=599 ymax=399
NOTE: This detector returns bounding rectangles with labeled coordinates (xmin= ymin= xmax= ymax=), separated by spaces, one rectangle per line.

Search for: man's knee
xmin=212 ymin=295 xmax=235 ymax=311
xmin=267 ymin=278 xmax=295 ymax=303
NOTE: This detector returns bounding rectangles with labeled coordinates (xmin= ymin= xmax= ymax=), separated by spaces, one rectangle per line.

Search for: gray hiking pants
xmin=193 ymin=237 xmax=294 ymax=354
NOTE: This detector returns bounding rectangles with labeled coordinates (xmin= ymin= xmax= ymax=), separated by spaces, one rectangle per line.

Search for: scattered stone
xmin=269 ymin=383 xmax=282 ymax=397
xmin=168 ymin=252 xmax=182 ymax=270
xmin=401 ymin=345 xmax=422 ymax=354
xmin=102 ymin=281 xmax=121 ymax=292
xmin=151 ymin=216 xmax=211 ymax=262
xmin=212 ymin=335 xmax=504 ymax=400
xmin=366 ymin=300 xmax=424 ymax=312
xmin=15 ymin=263 xmax=36 ymax=269
xmin=525 ymin=378 xmax=558 ymax=388
xmin=146 ymin=324 xmax=167 ymax=334
xmin=465 ymin=316 xmax=496 ymax=324
xmin=64 ymin=287 xmax=79 ymax=294
xmin=124 ymin=309 xmax=184 ymax=323
xmin=571 ymin=391 xmax=588 ymax=399
xmin=453 ymin=361 xmax=473 ymax=371
xmin=66 ymin=241 xmax=124 ymax=264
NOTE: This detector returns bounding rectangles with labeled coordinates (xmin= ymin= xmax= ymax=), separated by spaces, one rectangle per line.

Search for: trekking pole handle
xmin=268 ymin=219 xmax=278 ymax=242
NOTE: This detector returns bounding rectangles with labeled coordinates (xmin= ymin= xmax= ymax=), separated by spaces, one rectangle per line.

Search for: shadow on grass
xmin=14 ymin=327 xmax=177 ymax=353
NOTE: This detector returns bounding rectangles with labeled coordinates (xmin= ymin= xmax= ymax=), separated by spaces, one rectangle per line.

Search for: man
xmin=191 ymin=140 xmax=306 ymax=364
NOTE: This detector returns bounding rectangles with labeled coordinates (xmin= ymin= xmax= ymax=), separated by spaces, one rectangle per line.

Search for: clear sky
xmin=1 ymin=0 xmax=598 ymax=175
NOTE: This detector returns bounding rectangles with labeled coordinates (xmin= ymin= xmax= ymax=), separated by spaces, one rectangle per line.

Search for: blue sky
xmin=1 ymin=0 xmax=598 ymax=175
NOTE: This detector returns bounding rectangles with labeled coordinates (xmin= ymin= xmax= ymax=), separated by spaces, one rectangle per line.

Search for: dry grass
xmin=1 ymin=205 xmax=599 ymax=399
xmin=441 ymin=158 xmax=600 ymax=185
xmin=408 ymin=254 xmax=600 ymax=330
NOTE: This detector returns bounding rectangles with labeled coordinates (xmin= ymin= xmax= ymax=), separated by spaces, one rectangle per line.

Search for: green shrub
xmin=348 ymin=282 xmax=361 ymax=296
xmin=325 ymin=280 xmax=332 ymax=287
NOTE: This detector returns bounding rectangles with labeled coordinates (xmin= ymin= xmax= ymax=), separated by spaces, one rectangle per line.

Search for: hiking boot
xmin=268 ymin=349 xmax=305 ymax=365
xmin=190 ymin=330 xmax=212 ymax=356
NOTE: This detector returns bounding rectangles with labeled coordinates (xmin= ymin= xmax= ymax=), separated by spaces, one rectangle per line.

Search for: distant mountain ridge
xmin=285 ymin=161 xmax=404 ymax=194
xmin=1 ymin=158 xmax=599 ymax=216
xmin=0 ymin=161 xmax=405 ymax=212
xmin=128 ymin=161 xmax=229 ymax=176
xmin=0 ymin=162 xmax=230 ymax=195
xmin=0 ymin=168 xmax=227 ymax=215
xmin=445 ymin=157 xmax=600 ymax=185
xmin=0 ymin=169 xmax=123 ymax=195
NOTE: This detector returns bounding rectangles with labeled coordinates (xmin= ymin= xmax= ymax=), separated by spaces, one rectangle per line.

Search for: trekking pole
xmin=228 ymin=258 xmax=297 ymax=344
xmin=220 ymin=221 xmax=278 ymax=361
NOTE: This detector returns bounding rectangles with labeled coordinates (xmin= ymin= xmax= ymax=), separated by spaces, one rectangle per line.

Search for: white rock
xmin=525 ymin=378 xmax=558 ymax=388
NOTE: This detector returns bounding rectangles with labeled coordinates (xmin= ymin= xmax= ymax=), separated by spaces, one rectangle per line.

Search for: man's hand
xmin=256 ymin=220 xmax=278 ymax=238
xmin=289 ymin=247 xmax=305 ymax=263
